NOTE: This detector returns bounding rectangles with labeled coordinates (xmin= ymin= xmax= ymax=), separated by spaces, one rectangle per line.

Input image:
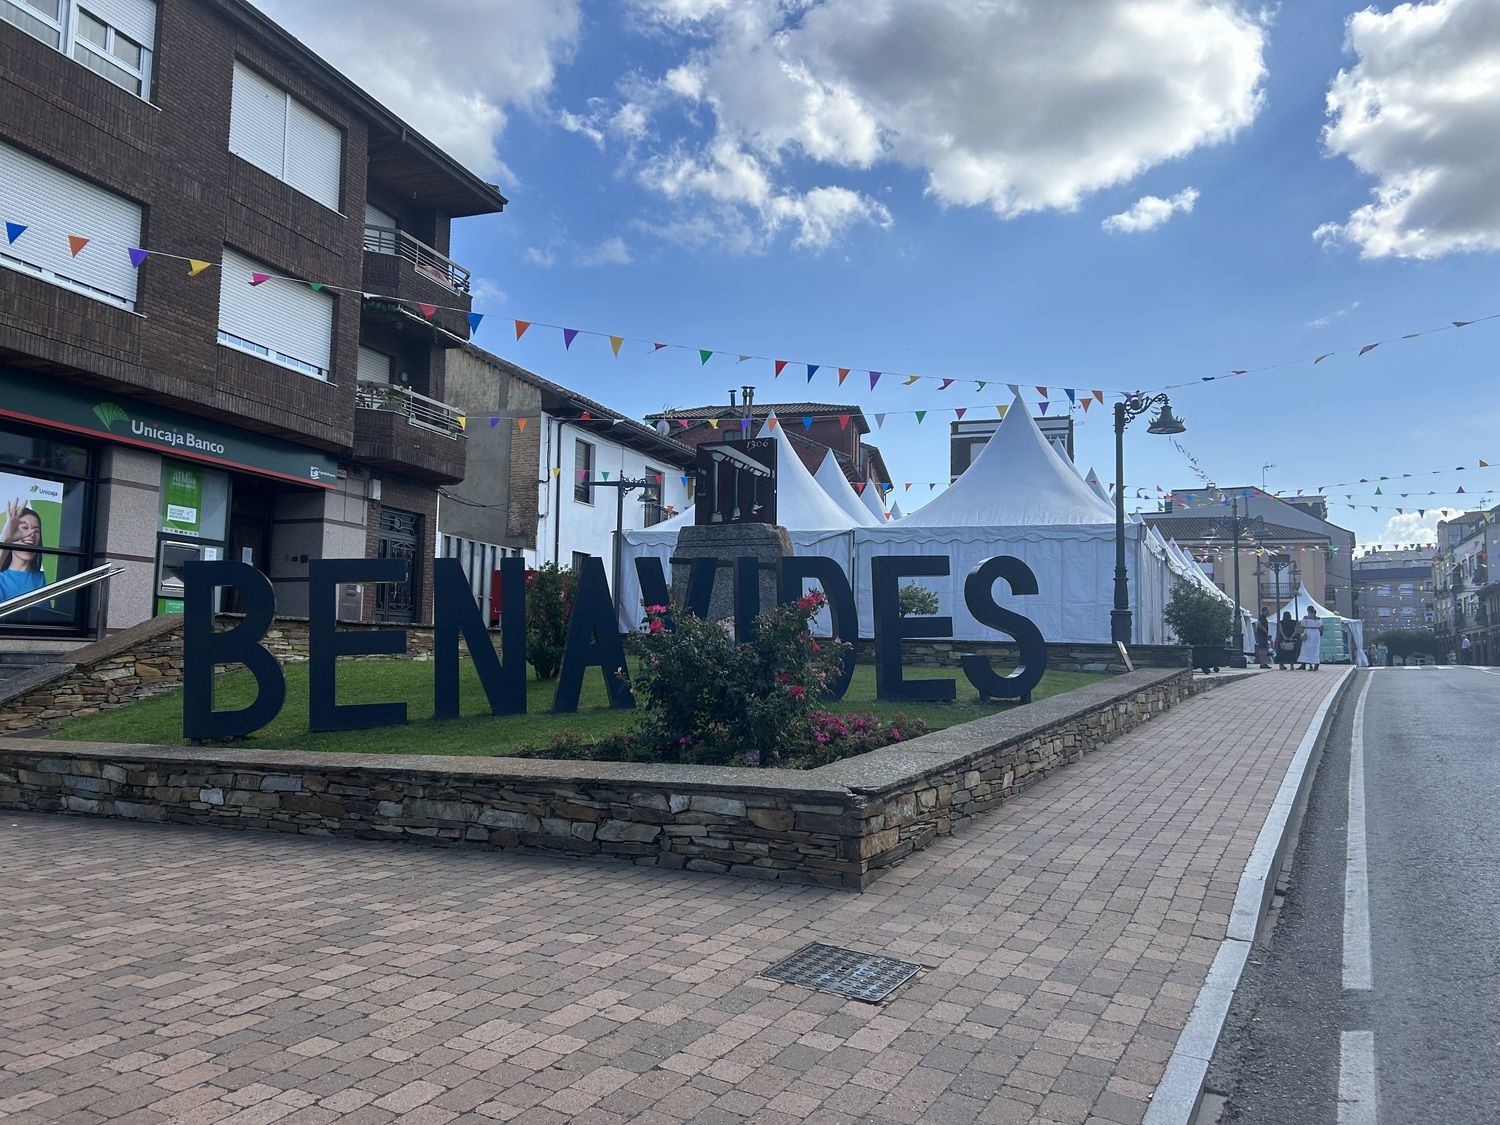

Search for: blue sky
xmin=262 ymin=0 xmax=1500 ymax=548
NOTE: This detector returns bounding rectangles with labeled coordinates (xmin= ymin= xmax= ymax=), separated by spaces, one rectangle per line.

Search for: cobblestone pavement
xmin=1 ymin=669 xmax=1339 ymax=1125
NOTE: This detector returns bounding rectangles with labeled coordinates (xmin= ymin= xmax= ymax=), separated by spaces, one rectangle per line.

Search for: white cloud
xmin=252 ymin=0 xmax=582 ymax=181
xmin=523 ymin=236 xmax=634 ymax=268
xmin=579 ymin=236 xmax=634 ymax=266
xmin=601 ymin=0 xmax=1264 ymax=248
xmin=1376 ymin=508 xmax=1461 ymax=547
xmin=1316 ymin=0 xmax=1500 ymax=259
xmin=1307 ymin=299 xmax=1360 ymax=329
xmin=469 ymin=276 xmax=508 ymax=307
xmin=1102 ymin=187 xmax=1201 ymax=233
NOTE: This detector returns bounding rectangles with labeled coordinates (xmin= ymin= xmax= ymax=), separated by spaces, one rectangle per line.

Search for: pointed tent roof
xmin=813 ymin=449 xmax=880 ymax=527
xmin=903 ymin=395 xmax=1115 ymax=526
xmin=1276 ymin=583 xmax=1344 ymax=622
xmin=1085 ymin=468 xmax=1112 ymax=506
xmin=888 ymin=499 xmax=904 ymax=521
xmin=752 ymin=416 xmax=863 ymax=528
xmin=858 ymin=475 xmax=888 ymax=521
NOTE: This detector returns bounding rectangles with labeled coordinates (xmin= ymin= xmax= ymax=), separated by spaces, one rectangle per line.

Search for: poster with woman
xmin=0 ymin=471 xmax=65 ymax=602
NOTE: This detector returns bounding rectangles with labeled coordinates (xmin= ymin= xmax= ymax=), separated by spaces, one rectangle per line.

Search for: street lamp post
xmin=586 ymin=477 xmax=662 ymax=609
xmin=1208 ymin=497 xmax=1266 ymax=666
xmin=1112 ymin=393 xmax=1186 ymax=645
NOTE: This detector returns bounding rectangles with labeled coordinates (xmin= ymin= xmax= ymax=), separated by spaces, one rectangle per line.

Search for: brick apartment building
xmin=645 ymin=386 xmax=892 ymax=498
xmin=0 ymin=0 xmax=504 ymax=645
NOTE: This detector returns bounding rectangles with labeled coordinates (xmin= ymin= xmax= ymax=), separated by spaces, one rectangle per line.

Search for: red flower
xmin=787 ymin=684 xmax=806 ymax=698
xmin=648 ymin=618 xmax=664 ymax=634
xmin=797 ymin=590 xmax=827 ymax=613
xmin=645 ymin=604 xmax=669 ymax=616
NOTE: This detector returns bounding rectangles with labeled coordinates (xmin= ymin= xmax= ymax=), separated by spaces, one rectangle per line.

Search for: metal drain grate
xmin=762 ymin=942 xmax=922 ymax=1003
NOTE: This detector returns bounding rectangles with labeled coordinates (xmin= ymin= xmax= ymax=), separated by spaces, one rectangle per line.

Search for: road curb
xmin=1143 ymin=665 xmax=1358 ymax=1125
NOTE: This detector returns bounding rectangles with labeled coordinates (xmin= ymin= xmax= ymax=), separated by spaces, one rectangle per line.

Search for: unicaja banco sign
xmin=182 ymin=553 xmax=1049 ymax=741
xmin=95 ymin=402 xmax=229 ymax=455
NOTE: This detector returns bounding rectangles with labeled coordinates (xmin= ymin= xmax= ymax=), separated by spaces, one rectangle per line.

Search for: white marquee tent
xmin=857 ymin=474 xmax=888 ymax=523
xmin=1276 ymin=583 xmax=1358 ymax=664
xmin=813 ymin=449 xmax=881 ymax=528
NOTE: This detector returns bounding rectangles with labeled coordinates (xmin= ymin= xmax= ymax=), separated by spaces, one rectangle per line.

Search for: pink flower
xmin=889 ymin=729 xmax=903 ymax=742
xmin=645 ymin=604 xmax=668 ymax=615
xmin=678 ymin=735 xmax=693 ymax=746
xmin=797 ymin=590 xmax=826 ymax=613
xmin=776 ymin=671 xmax=793 ymax=682
xmin=648 ymin=618 xmax=664 ymax=634
xmin=815 ymin=733 xmax=830 ymax=744
xmin=787 ymin=684 xmax=806 ymax=698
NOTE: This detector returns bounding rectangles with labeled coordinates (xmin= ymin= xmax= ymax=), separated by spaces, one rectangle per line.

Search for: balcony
xmin=361 ymin=226 xmax=474 ymax=347
xmin=353 ymin=380 xmax=467 ymax=483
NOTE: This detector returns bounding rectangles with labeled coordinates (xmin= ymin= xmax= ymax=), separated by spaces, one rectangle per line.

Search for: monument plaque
xmin=695 ymin=439 xmax=776 ymax=525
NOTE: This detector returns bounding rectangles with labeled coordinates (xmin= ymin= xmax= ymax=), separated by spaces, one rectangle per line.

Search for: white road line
xmin=1338 ymin=1030 xmax=1378 ymax=1125
xmin=1344 ymin=674 xmax=1373 ymax=992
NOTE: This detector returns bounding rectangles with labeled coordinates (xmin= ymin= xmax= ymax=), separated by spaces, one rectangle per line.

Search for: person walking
xmin=1254 ymin=608 xmax=1272 ymax=669
xmin=1461 ymin=635 xmax=1471 ymax=665
xmin=1298 ymin=606 xmax=1324 ymax=670
xmin=1275 ymin=611 xmax=1298 ymax=670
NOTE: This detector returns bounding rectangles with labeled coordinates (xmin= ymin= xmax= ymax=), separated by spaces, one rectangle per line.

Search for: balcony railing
xmin=362 ymin=225 xmax=471 ymax=294
xmin=356 ymin=380 xmax=465 ymax=438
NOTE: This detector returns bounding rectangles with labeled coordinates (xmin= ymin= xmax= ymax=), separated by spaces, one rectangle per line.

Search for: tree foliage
xmin=1163 ymin=582 xmax=1233 ymax=646
xmin=523 ymin=564 xmax=576 ymax=680
xmin=1372 ymin=629 xmax=1441 ymax=660
xmin=897 ymin=583 xmax=941 ymax=617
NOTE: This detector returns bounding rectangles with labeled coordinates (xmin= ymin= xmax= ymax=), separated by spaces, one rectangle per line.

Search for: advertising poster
xmin=160 ymin=462 xmax=205 ymax=536
xmin=0 ymin=469 xmax=65 ymax=601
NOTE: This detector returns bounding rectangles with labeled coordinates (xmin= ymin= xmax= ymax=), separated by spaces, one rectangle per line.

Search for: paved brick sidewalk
xmin=0 ymin=669 xmax=1338 ymax=1125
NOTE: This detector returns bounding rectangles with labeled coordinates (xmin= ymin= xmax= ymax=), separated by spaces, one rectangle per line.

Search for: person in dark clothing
xmin=1275 ymin=611 xmax=1299 ymax=669
xmin=1254 ymin=608 xmax=1272 ymax=669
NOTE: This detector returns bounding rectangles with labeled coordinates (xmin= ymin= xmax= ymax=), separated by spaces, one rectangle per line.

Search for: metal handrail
xmin=0 ymin=563 xmax=123 ymax=622
xmin=362 ymin=225 xmax=471 ymax=294
xmin=355 ymin=380 xmax=465 ymax=438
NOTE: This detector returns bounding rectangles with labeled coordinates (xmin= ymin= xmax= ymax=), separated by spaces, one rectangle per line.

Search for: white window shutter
xmin=357 ymin=346 xmax=392 ymax=384
xmin=229 ymin=63 xmax=287 ymax=181
xmin=364 ymin=201 xmax=396 ymax=229
xmin=84 ymin=0 xmax=157 ymax=48
xmin=219 ymin=248 xmax=334 ymax=378
xmin=285 ymin=98 xmax=342 ymax=211
xmin=0 ymin=140 xmax=142 ymax=308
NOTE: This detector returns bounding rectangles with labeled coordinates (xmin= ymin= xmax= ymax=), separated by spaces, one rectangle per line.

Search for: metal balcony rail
xmin=0 ymin=563 xmax=123 ymax=622
xmin=356 ymin=380 xmax=465 ymax=438
xmin=362 ymin=225 xmax=471 ymax=294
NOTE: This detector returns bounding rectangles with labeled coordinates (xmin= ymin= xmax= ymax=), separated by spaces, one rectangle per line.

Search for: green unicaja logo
xmin=93 ymin=401 xmax=129 ymax=431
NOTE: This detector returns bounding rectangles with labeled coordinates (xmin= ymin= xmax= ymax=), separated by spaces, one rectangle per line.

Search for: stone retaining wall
xmin=854 ymin=638 xmax=1189 ymax=672
xmin=0 ymin=667 xmax=1195 ymax=888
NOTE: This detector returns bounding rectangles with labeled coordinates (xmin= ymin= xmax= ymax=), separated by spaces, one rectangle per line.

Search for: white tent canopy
xmin=754 ymin=417 xmax=862 ymax=529
xmin=857 ymin=475 xmax=888 ymax=522
xmin=813 ymin=449 xmax=881 ymax=527
xmin=1275 ymin=583 xmax=1340 ymax=622
xmin=1085 ymin=468 xmax=1112 ymax=507
xmin=888 ymin=499 xmax=904 ymax=521
xmin=1276 ymin=584 xmax=1353 ymax=664
xmin=903 ymin=395 xmax=1114 ymax=527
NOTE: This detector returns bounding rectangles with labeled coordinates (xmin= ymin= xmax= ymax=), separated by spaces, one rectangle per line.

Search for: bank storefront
xmin=0 ymin=366 xmax=340 ymax=638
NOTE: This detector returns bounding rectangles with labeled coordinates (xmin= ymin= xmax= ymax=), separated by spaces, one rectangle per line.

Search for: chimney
xmin=742 ymin=385 xmax=755 ymax=408
xmin=728 ymin=388 xmax=737 ymax=409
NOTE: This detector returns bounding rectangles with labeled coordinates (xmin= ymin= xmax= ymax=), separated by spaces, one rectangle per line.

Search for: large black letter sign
xmin=871 ymin=555 xmax=956 ymax=702
xmin=553 ymin=555 xmax=634 ymax=713
xmin=778 ymin=556 xmax=857 ymax=699
xmin=634 ymin=555 xmax=720 ymax=627
xmin=309 ymin=559 xmax=408 ymax=732
xmin=434 ymin=557 xmax=526 ymax=719
xmin=183 ymin=561 xmax=285 ymax=740
xmin=961 ymin=556 xmax=1049 ymax=701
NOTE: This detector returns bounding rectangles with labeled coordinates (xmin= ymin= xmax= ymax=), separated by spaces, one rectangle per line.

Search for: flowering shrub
xmin=630 ymin=591 xmax=850 ymax=766
xmin=786 ymin=710 xmax=929 ymax=768
xmin=524 ymin=564 xmax=576 ymax=680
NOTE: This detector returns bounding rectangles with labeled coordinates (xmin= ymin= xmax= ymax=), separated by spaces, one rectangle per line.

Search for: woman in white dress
xmin=1298 ymin=607 xmax=1324 ymax=670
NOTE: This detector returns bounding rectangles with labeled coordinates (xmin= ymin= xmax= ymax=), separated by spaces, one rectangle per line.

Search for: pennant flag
xmin=904 ymin=375 xmax=920 ymax=386
xmin=767 ymin=416 xmax=779 ymax=430
xmin=855 ymin=481 xmax=866 ymax=494
xmin=870 ymin=371 xmax=882 ymax=389
xmin=838 ymin=414 xmax=850 ymax=430
xmin=1230 ymin=369 xmax=1247 ymax=376
xmin=580 ymin=410 xmax=591 ymax=422
xmin=1064 ymin=388 xmax=1076 ymax=404
xmin=930 ymin=483 xmax=937 ymax=491
xmin=187 ymin=259 xmax=212 ymax=276
xmin=976 ymin=381 xmax=987 ymax=392
xmin=609 ymin=335 xmax=623 ymax=356
xmin=309 ymin=282 xmax=323 ymax=292
xmin=1039 ymin=401 xmax=1050 ymax=414
xmin=708 ymin=419 xmax=719 ymax=430
xmin=1481 ymin=460 xmax=1489 ymax=468
xmin=127 ymin=248 xmax=148 ymax=268
xmin=1419 ymin=509 xmax=1426 ymax=517
xmin=874 ymin=413 xmax=886 ymax=428
xmin=489 ymin=417 xmax=500 ymax=427
xmin=677 ymin=419 xmax=690 ymax=428
xmin=577 ymin=469 xmax=587 ymax=479
xmin=939 ymin=379 xmax=955 ymax=390
xmin=1374 ymin=487 xmax=1382 ymax=495
xmin=249 ymin=272 xmax=271 ymax=286
xmin=806 ymin=364 xmax=819 ymax=382
xmin=1313 ymin=353 xmax=1330 ymax=364
xmin=699 ymin=350 xmax=713 ymax=365
xmin=680 ymin=475 xmax=690 ymax=487
xmin=837 ymin=367 xmax=850 ymax=385
xmin=1358 ymin=343 xmax=1380 ymax=356
xmin=996 ymin=405 xmax=1007 ymax=419
xmin=553 ymin=467 xmax=562 ymax=478
xmin=739 ymin=416 xmax=750 ymax=430
xmin=1454 ymin=320 xmax=1473 ymax=328
xmin=1458 ymin=486 xmax=1466 ymax=493
xmin=904 ymin=483 xmax=913 ymax=491
xmin=1036 ymin=386 xmax=1048 ymax=397
xmin=915 ymin=410 xmax=927 ymax=423
xmin=1093 ymin=390 xmax=1105 ymax=404
xmin=602 ymin=471 xmax=611 ymax=481
xmin=517 ymin=417 xmax=527 ymax=431
xmin=1080 ymin=399 xmax=1092 ymax=413
xmin=468 ymin=312 xmax=484 ymax=333
xmin=455 ymin=415 xmax=466 ymax=431
xmin=67 ymin=235 xmax=89 ymax=257
xmin=653 ymin=342 xmax=668 ymax=351
xmin=954 ymin=407 xmax=967 ymax=420
xmin=515 ymin=320 xmax=531 ymax=340
xmin=563 ymin=327 xmax=580 ymax=349
xmin=418 ymin=303 xmax=437 ymax=320
xmin=802 ymin=415 xmax=813 ymax=430
xmin=4 ymin=222 xmax=25 ymax=244
xmin=774 ymin=359 xmax=788 ymax=378
xmin=738 ymin=354 xmax=751 ymax=362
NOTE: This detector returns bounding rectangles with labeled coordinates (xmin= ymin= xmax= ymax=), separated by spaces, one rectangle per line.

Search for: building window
xmin=229 ymin=62 xmax=343 ymax=212
xmin=643 ymin=467 xmax=665 ymax=526
xmin=573 ymin=439 xmax=594 ymax=503
xmin=357 ymin=345 xmax=395 ymax=386
xmin=0 ymin=140 xmax=143 ymax=310
xmin=0 ymin=420 xmax=96 ymax=635
xmin=2 ymin=0 xmax=154 ymax=98
xmin=217 ymin=247 xmax=334 ymax=379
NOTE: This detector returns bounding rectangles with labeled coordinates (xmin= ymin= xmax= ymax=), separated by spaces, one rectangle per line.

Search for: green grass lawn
xmin=48 ymin=659 xmax=1108 ymax=758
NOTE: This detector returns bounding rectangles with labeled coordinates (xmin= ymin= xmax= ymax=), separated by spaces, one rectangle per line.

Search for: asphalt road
xmin=1206 ymin=666 xmax=1500 ymax=1125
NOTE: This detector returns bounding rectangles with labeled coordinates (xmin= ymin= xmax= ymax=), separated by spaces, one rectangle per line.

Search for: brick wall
xmin=0 ymin=668 xmax=1196 ymax=888
xmin=362 ymin=477 xmax=440 ymax=624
